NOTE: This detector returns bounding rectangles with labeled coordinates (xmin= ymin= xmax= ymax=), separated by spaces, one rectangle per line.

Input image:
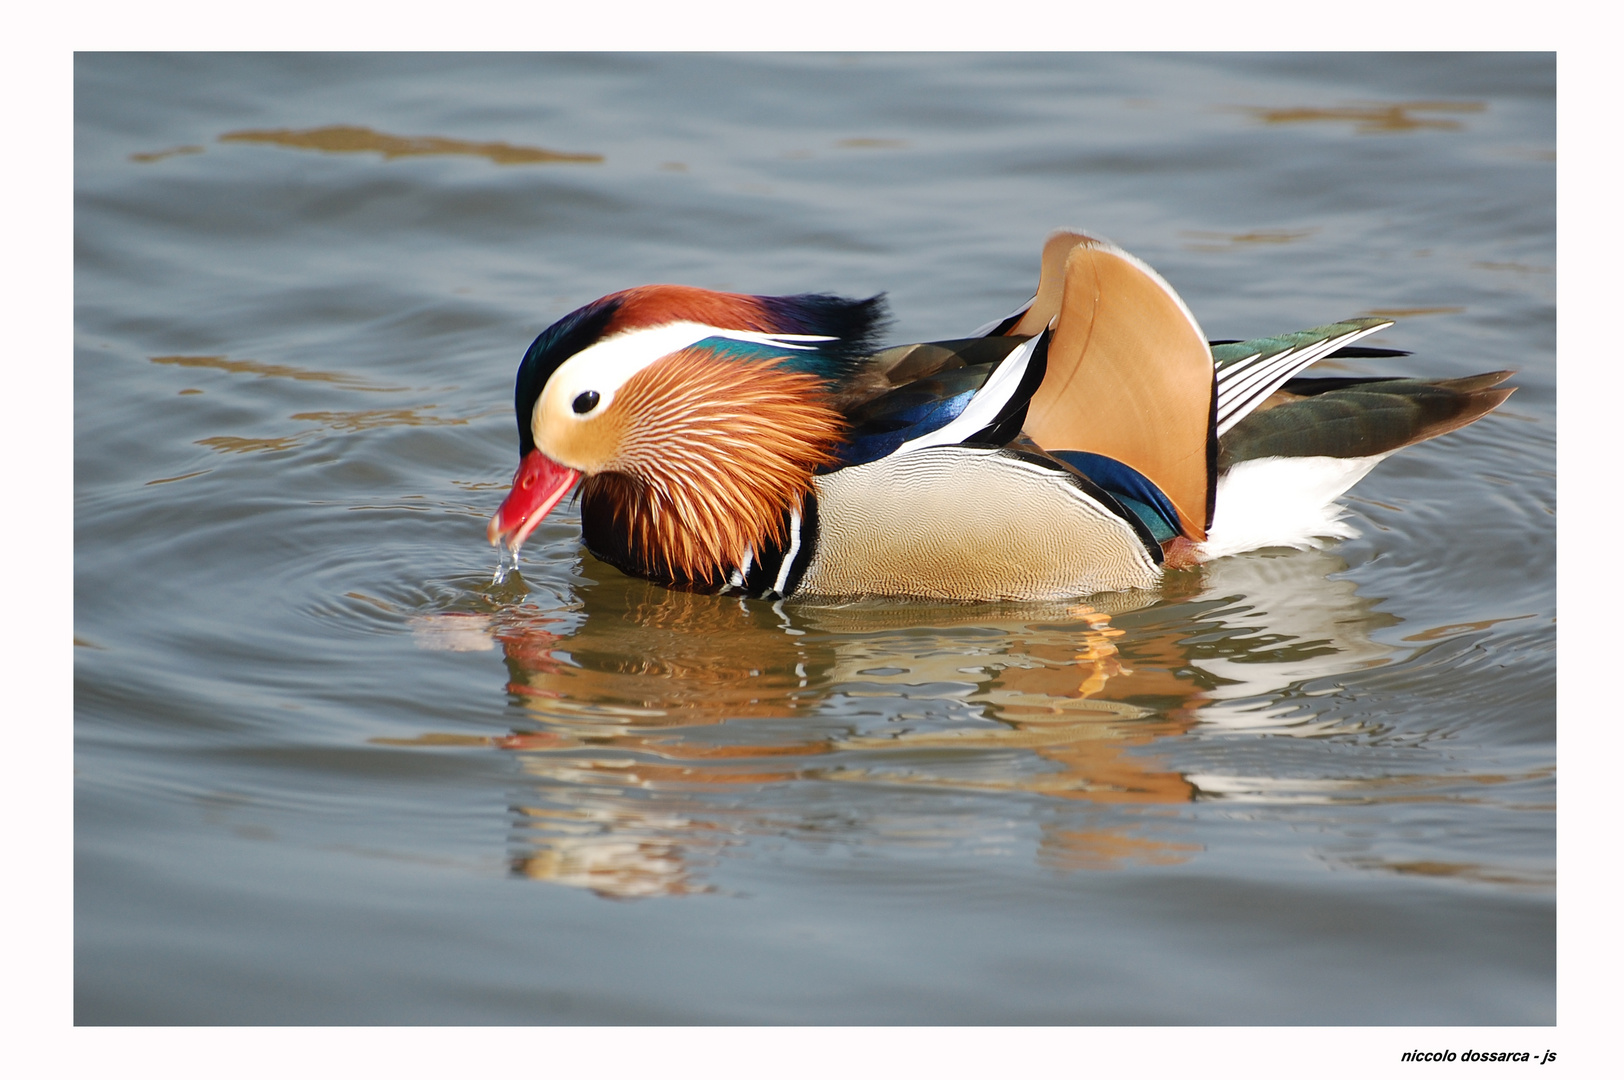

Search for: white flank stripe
xmin=772 ymin=510 xmax=804 ymax=596
xmin=891 ymin=334 xmax=1042 ymax=456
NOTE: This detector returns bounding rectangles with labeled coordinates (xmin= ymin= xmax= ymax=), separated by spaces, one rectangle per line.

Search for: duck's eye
xmin=572 ymin=390 xmax=601 ymax=415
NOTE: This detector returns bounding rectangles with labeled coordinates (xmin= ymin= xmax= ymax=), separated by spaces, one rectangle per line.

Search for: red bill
xmin=486 ymin=450 xmax=581 ymax=553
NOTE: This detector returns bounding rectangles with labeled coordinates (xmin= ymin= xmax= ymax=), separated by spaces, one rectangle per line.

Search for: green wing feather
xmin=1218 ymin=372 xmax=1515 ymax=469
xmin=1210 ymin=317 xmax=1394 ymax=371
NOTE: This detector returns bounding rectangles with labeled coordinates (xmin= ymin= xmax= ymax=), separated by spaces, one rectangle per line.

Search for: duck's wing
xmin=1219 ymin=370 xmax=1516 ymax=468
xmin=970 ymin=234 xmax=1453 ymax=544
xmin=967 ymin=230 xmax=1087 ymax=338
xmin=985 ymin=233 xmax=1215 ymax=541
xmin=1210 ymin=319 xmax=1395 ymax=437
xmin=834 ymin=332 xmax=1048 ymax=467
xmin=965 ymin=231 xmax=1519 ymax=563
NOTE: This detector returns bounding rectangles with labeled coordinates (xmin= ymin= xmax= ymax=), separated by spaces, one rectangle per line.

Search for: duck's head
xmin=488 ymin=284 xmax=886 ymax=584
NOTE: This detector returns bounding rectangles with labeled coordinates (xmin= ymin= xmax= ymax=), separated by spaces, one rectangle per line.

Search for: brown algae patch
xmin=1241 ymin=101 xmax=1485 ymax=134
xmin=1360 ymin=306 xmax=1467 ymax=318
xmin=145 ymin=468 xmax=214 ymax=486
xmin=218 ymin=124 xmax=603 ymax=165
xmin=130 ymin=144 xmax=205 ymax=163
xmin=196 ymin=435 xmax=309 ymax=454
xmin=1183 ymin=228 xmax=1316 ymax=252
xmin=151 ymin=354 xmax=405 ymax=392
xmin=288 ymin=406 xmax=475 ymax=432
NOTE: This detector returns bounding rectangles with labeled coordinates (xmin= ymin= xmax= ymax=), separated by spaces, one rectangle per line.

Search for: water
xmin=74 ymin=53 xmax=1554 ymax=1025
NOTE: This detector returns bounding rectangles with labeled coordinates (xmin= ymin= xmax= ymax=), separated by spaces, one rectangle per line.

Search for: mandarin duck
xmin=488 ymin=231 xmax=1513 ymax=602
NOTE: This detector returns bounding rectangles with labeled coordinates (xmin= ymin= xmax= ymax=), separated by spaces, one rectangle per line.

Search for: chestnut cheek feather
xmin=487 ymin=450 xmax=582 ymax=552
xmin=591 ymin=352 xmax=846 ymax=585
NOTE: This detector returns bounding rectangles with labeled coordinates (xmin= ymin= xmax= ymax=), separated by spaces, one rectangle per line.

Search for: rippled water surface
xmin=75 ymin=53 xmax=1554 ymax=1024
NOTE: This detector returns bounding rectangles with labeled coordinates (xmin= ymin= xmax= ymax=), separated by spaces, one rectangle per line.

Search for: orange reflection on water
xmin=459 ymin=580 xmax=1217 ymax=896
xmin=1040 ymin=824 xmax=1202 ymax=872
xmin=1334 ymin=857 xmax=1552 ymax=888
xmin=511 ymin=803 xmax=723 ymax=898
xmin=1402 ymin=614 xmax=1538 ymax=642
xmin=392 ymin=549 xmax=1427 ymax=897
xmin=218 ymin=124 xmax=604 ymax=165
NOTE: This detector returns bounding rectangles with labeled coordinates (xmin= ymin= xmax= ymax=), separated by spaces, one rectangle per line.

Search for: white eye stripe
xmin=547 ymin=321 xmax=835 ymax=419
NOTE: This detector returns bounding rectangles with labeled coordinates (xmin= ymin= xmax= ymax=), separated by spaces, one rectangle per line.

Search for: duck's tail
xmin=1200 ymin=371 xmax=1515 ymax=559
xmin=981 ymin=229 xmax=1515 ymax=561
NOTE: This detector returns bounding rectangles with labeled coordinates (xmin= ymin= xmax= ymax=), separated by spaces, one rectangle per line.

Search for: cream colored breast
xmin=797 ymin=446 xmax=1160 ymax=602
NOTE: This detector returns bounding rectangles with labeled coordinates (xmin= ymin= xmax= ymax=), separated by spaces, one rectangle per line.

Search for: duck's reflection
xmin=405 ymin=547 xmax=1401 ymax=898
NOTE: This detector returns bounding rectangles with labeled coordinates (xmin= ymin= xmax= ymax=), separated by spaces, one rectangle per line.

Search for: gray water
xmin=75 ymin=53 xmax=1554 ymax=1025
